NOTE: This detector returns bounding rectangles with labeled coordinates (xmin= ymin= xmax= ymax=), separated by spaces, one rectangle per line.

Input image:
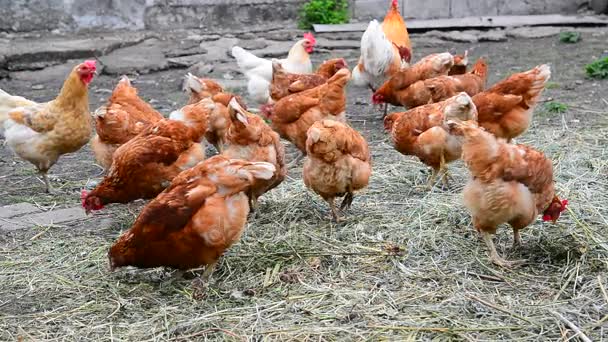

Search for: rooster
xmin=0 ymin=60 xmax=97 ymax=192
xmin=352 ymin=0 xmax=411 ymax=92
xmin=232 ymin=33 xmax=316 ymax=104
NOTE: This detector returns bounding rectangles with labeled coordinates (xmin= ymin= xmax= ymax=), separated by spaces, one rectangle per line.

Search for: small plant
xmin=299 ymin=0 xmax=349 ymax=29
xmin=559 ymin=31 xmax=581 ymax=44
xmin=585 ymin=57 xmax=608 ymax=79
xmin=544 ymin=101 xmax=569 ymax=114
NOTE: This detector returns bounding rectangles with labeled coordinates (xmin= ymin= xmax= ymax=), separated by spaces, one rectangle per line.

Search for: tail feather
xmin=239 ymin=161 xmax=276 ymax=180
xmin=432 ymin=52 xmax=455 ymax=72
xmin=1 ymin=89 xmax=35 ymax=137
xmin=524 ymin=64 xmax=551 ymax=106
xmin=183 ymin=73 xmax=202 ymax=94
xmin=232 ymin=46 xmax=265 ymax=72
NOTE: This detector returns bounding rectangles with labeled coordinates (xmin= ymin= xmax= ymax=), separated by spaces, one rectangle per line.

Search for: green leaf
xmin=559 ymin=31 xmax=581 ymax=44
xmin=299 ymin=0 xmax=349 ymax=29
xmin=585 ymin=57 xmax=608 ymax=79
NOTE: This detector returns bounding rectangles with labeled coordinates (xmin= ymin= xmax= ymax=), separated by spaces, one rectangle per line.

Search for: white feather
xmin=232 ymin=42 xmax=312 ymax=104
xmin=183 ymin=73 xmax=202 ymax=94
xmin=352 ymin=20 xmax=395 ymax=90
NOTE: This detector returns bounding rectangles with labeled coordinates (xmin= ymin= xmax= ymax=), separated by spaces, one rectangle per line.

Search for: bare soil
xmin=0 ymin=29 xmax=607 ymax=340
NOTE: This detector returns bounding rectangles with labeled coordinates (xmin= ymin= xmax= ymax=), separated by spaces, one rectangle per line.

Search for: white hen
xmin=231 ymin=33 xmax=316 ymax=105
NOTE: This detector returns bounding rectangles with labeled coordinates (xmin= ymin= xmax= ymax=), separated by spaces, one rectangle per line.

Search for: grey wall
xmin=353 ymin=0 xmax=588 ymax=20
xmin=0 ymin=0 xmax=593 ymax=32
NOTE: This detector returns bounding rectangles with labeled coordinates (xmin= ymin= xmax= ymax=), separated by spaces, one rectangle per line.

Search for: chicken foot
xmin=426 ymin=168 xmax=439 ymax=189
xmin=512 ymin=229 xmax=523 ymax=248
xmin=481 ymin=231 xmax=526 ymax=268
xmin=192 ymin=260 xmax=218 ymax=295
xmin=439 ymin=154 xmax=452 ymax=187
xmin=328 ymin=197 xmax=345 ymax=223
xmin=427 ymin=155 xmax=451 ymax=189
xmin=39 ymin=170 xmax=53 ymax=193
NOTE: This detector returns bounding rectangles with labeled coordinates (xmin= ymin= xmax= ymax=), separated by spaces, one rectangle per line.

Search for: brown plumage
xmin=223 ymin=98 xmax=286 ymax=211
xmin=269 ymin=58 xmax=348 ymax=102
xmin=303 ymin=119 xmax=372 ymax=221
xmin=183 ymin=73 xmax=247 ymax=108
xmin=91 ymin=76 xmax=164 ymax=170
xmin=107 ymin=155 xmax=276 ymax=283
xmin=262 ymin=68 xmax=350 ymax=154
xmin=474 ymin=64 xmax=551 ymax=141
xmin=447 ymin=120 xmax=567 ymax=267
xmin=384 ymin=93 xmax=478 ymax=187
xmin=383 ymin=0 xmax=412 ymax=60
xmin=392 ymin=57 xmax=488 ymax=109
xmin=182 ymin=73 xmax=249 ymax=151
xmin=82 ymin=99 xmax=217 ymax=213
xmin=1 ymin=60 xmax=97 ymax=192
xmin=373 ymin=52 xmax=454 ymax=106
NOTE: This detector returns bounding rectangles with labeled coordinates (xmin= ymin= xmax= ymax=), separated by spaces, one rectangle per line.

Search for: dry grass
xmin=1 ymin=103 xmax=607 ymax=340
xmin=1 ymin=32 xmax=608 ymax=340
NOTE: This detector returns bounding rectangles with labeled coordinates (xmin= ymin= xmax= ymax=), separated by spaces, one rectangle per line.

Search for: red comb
xmin=561 ymin=199 xmax=569 ymax=211
xmin=80 ymin=189 xmax=88 ymax=207
xmin=542 ymin=214 xmax=552 ymax=222
xmin=392 ymin=0 xmax=399 ymax=8
xmin=84 ymin=60 xmax=97 ymax=69
xmin=304 ymin=32 xmax=316 ymax=45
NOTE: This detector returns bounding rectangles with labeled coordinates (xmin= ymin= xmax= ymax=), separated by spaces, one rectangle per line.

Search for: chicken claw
xmin=426 ymin=168 xmax=439 ymax=189
xmin=481 ymin=232 xmax=526 ymax=268
xmin=192 ymin=260 xmax=218 ymax=298
xmin=512 ymin=230 xmax=523 ymax=249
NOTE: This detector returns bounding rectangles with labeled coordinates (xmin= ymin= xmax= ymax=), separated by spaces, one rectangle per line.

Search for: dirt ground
xmin=1 ymin=28 xmax=607 ymax=340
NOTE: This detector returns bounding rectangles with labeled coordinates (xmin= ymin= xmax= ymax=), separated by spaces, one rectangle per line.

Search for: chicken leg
xmin=439 ymin=154 xmax=452 ymax=187
xmin=512 ymin=229 xmax=523 ymax=248
xmin=248 ymin=192 xmax=258 ymax=214
xmin=192 ymin=260 xmax=218 ymax=298
xmin=40 ymin=170 xmax=53 ymax=193
xmin=427 ymin=168 xmax=439 ymax=189
xmin=481 ymin=231 xmax=525 ymax=268
xmin=328 ymin=197 xmax=344 ymax=222
xmin=340 ymin=192 xmax=354 ymax=211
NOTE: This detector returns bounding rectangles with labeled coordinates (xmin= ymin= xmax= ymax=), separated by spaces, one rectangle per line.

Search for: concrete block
xmin=0 ymin=204 xmax=86 ymax=231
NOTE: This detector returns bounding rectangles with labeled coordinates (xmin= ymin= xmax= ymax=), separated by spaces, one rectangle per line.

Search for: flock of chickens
xmin=0 ymin=0 xmax=569 ymax=284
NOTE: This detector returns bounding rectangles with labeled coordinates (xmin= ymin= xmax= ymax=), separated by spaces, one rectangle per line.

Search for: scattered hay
xmin=1 ymin=36 xmax=607 ymax=340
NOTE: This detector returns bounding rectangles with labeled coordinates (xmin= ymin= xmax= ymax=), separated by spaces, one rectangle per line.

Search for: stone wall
xmin=352 ymin=0 xmax=589 ymax=19
xmin=0 ymin=0 xmax=595 ymax=32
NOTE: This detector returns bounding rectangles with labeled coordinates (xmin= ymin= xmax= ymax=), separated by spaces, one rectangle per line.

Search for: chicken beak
xmin=85 ymin=208 xmax=91 ymax=215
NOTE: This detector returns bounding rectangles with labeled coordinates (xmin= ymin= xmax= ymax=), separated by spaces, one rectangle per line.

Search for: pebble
xmin=31 ymin=84 xmax=45 ymax=90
